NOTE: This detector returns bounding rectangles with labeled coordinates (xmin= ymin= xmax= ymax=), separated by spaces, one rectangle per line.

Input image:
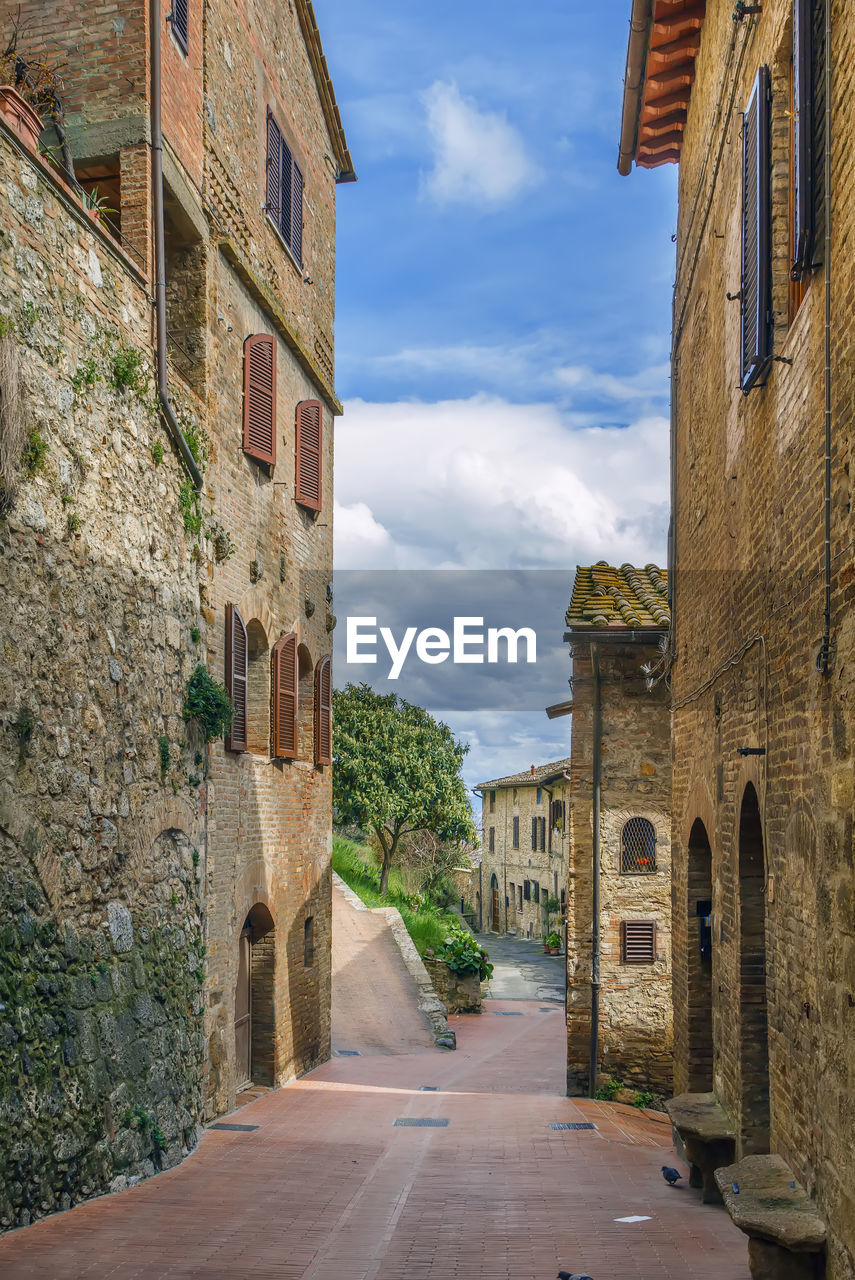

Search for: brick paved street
xmin=0 ymin=998 xmax=749 ymax=1279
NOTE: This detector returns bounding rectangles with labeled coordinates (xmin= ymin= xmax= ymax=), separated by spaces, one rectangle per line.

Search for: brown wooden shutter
xmin=295 ymin=399 xmax=323 ymax=511
xmin=170 ymin=0 xmax=189 ymax=53
xmin=740 ymin=66 xmax=772 ymax=391
xmin=791 ymin=0 xmax=813 ymax=278
xmin=225 ymin=605 xmax=248 ymax=752
xmin=621 ymin=920 xmax=657 ymax=965
xmin=280 ymin=136 xmax=294 ymax=247
xmin=513 ymin=816 xmax=519 ymax=848
xmin=243 ymin=334 xmax=277 ymax=467
xmin=266 ymin=111 xmax=282 ymax=229
xmin=313 ymin=655 xmax=332 ymax=766
xmin=271 ymin=632 xmax=298 ymax=758
xmin=291 ymin=161 xmax=304 ymax=265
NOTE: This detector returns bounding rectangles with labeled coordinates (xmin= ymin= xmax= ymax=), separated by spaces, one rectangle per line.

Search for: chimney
xmin=530 ymin=765 xmax=535 ymax=775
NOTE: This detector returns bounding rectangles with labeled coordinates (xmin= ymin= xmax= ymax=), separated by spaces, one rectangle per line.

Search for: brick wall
xmin=670 ymin=0 xmax=855 ymax=1272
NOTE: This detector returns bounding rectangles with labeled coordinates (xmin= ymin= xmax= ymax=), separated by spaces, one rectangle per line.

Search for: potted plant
xmin=544 ymin=930 xmax=562 ymax=955
xmin=82 ymin=187 xmax=117 ymax=224
xmin=0 ymin=38 xmax=67 ymax=153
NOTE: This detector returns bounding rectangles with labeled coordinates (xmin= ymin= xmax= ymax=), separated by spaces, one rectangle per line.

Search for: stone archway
xmin=738 ymin=783 xmax=769 ymax=1155
xmin=235 ymin=902 xmax=276 ymax=1089
xmin=687 ymin=818 xmax=714 ymax=1091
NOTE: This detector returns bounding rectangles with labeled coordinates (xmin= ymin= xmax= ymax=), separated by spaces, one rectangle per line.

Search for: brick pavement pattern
xmin=0 ymin=1001 xmax=749 ymax=1279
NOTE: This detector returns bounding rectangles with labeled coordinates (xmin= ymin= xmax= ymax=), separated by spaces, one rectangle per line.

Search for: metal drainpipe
xmin=149 ymin=0 xmax=203 ymax=490
xmin=818 ymin=0 xmax=833 ymax=675
xmin=589 ymin=643 xmax=602 ymax=1098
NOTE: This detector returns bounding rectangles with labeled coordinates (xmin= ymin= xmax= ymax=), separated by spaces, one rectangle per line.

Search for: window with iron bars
xmin=620 ymin=817 xmax=656 ymax=874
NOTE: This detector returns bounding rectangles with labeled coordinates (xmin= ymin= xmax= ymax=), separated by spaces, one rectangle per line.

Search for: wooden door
xmin=235 ymin=927 xmax=252 ymax=1088
xmin=491 ymin=884 xmax=500 ymax=933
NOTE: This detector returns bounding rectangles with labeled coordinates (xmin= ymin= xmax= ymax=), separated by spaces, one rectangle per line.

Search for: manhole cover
xmin=550 ymin=1122 xmax=597 ymax=1131
xmin=492 ymin=1011 xmax=523 ymax=1016
xmin=394 ymin=1118 xmax=449 ymax=1127
xmin=336 ymin=1050 xmax=361 ymax=1056
xmin=210 ymin=1123 xmax=259 ymax=1132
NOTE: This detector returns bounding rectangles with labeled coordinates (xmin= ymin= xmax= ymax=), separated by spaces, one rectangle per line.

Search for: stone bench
xmin=714 ymin=1154 xmax=826 ymax=1280
xmin=664 ymin=1092 xmax=736 ymax=1204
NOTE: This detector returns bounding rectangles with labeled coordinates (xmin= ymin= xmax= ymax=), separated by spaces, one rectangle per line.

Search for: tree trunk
xmin=376 ymin=827 xmax=398 ymax=897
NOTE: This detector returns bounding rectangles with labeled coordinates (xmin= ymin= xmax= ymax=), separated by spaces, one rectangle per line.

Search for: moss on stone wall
xmin=0 ymin=866 xmax=204 ymax=1230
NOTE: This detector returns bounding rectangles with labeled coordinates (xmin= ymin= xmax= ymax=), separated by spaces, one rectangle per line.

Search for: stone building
xmin=474 ymin=761 xmax=571 ymax=940
xmin=563 ymin=563 xmax=673 ymax=1097
xmin=619 ymin=0 xmax=855 ymax=1274
xmin=0 ymin=0 xmax=352 ymax=1229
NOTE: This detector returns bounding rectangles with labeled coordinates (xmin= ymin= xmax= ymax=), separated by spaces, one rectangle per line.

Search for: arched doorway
xmin=234 ymin=903 xmax=275 ymax=1090
xmin=738 ymin=784 xmax=769 ymax=1154
xmin=490 ymin=874 xmax=500 ymax=932
xmin=687 ymin=818 xmax=714 ymax=1090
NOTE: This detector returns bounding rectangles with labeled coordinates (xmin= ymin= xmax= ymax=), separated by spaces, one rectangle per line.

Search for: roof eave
xmin=618 ymin=0 xmax=654 ymax=176
xmin=295 ymin=0 xmax=357 ymax=184
xmin=564 ymin=626 xmax=668 ymax=645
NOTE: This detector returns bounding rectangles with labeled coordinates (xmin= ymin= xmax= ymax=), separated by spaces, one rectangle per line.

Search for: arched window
xmin=621 ymin=817 xmax=656 ymax=874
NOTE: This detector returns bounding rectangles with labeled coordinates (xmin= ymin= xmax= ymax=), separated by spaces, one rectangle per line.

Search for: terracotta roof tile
xmin=566 ymin=561 xmax=670 ymax=631
xmin=475 ymin=757 xmax=572 ymax=791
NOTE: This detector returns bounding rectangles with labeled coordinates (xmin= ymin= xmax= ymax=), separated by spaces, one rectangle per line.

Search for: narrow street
xmin=478 ymin=932 xmax=567 ymax=1004
xmin=0 ymin=915 xmax=749 ymax=1280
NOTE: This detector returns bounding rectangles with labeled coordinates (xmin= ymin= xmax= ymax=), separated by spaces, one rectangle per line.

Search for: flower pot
xmin=0 ymin=86 xmax=43 ymax=151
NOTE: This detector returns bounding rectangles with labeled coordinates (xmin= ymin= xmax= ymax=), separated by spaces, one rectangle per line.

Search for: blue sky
xmin=317 ymin=0 xmax=677 ymax=787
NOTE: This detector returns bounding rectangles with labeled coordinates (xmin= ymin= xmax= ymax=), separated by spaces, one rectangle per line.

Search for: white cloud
xmin=420 ymin=81 xmax=540 ymax=207
xmin=334 ymin=395 xmax=668 ymax=571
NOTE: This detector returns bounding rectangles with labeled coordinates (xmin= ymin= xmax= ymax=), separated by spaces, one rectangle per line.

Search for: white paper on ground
xmin=614 ymin=1215 xmax=652 ymax=1223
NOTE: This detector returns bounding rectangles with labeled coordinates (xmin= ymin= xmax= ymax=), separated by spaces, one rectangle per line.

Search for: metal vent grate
xmin=539 ymin=1007 xmax=555 ymax=1012
xmin=550 ymin=1122 xmax=596 ymax=1131
xmin=621 ymin=816 xmax=657 ymax=873
xmin=210 ymin=1122 xmax=259 ymax=1132
xmin=492 ymin=1011 xmax=523 ymax=1016
xmin=419 ymin=1086 xmax=440 ymax=1091
xmin=394 ymin=1118 xmax=449 ymax=1127
xmin=336 ymin=1049 xmax=361 ymax=1056
xmin=621 ymin=919 xmax=657 ymax=964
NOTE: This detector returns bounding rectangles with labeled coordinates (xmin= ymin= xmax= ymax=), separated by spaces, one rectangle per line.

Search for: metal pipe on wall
xmin=588 ymin=643 xmax=602 ymax=1097
xmin=149 ymin=0 xmax=203 ymax=490
xmin=818 ymin=0 xmax=833 ymax=675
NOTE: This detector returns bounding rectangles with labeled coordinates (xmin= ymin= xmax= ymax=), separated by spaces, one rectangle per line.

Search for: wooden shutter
xmin=295 ymin=400 xmax=323 ymax=511
xmin=225 ymin=605 xmax=248 ymax=752
xmin=513 ymin=816 xmax=519 ymax=848
xmin=280 ymin=136 xmax=293 ymax=248
xmin=243 ymin=334 xmax=277 ymax=467
xmin=791 ymin=0 xmax=813 ymax=278
xmin=531 ymin=817 xmax=537 ymax=851
xmin=740 ymin=66 xmax=772 ymax=391
xmin=271 ymin=632 xmax=298 ymax=758
xmin=621 ymin=920 xmax=657 ymax=965
xmin=489 ymin=827 xmax=495 ymax=853
xmin=266 ymin=111 xmax=282 ymax=230
xmin=171 ymin=0 xmax=189 ymax=53
xmin=314 ymin=655 xmax=332 ymax=766
xmin=291 ymin=161 xmax=304 ymax=265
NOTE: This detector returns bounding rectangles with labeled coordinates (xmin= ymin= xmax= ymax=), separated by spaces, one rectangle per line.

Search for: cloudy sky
xmin=317 ymin=0 xmax=677 ymax=790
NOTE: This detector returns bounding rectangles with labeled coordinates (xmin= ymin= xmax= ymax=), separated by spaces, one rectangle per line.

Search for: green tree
xmin=333 ymin=683 xmax=477 ymax=896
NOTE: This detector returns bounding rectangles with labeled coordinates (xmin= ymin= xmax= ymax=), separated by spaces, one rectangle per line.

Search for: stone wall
xmin=668 ymin=0 xmax=855 ymax=1272
xmin=0 ymin=125 xmax=207 ymax=1228
xmin=566 ymin=640 xmax=672 ymax=1096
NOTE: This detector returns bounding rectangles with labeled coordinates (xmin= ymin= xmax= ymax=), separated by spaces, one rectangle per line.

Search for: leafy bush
xmin=594 ymin=1077 xmax=624 ymax=1102
xmin=111 ymin=345 xmax=144 ymax=392
xmin=544 ymin=931 xmax=561 ymax=949
xmin=634 ymin=1090 xmax=655 ymax=1110
xmin=182 ymin=664 xmax=233 ymax=742
xmin=21 ymin=427 xmax=48 ymax=478
xmin=433 ymin=929 xmax=493 ymax=981
xmin=179 ymin=479 xmax=202 ymax=537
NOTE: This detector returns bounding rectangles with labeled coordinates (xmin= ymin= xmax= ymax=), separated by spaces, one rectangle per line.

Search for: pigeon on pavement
xmin=661 ymin=1165 xmax=682 ymax=1185
xmin=557 ymin=1273 xmax=595 ymax=1279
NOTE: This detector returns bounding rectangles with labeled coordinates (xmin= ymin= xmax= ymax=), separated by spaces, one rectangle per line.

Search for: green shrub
xmin=158 ymin=735 xmax=171 ymax=773
xmin=633 ymin=1090 xmax=655 ymax=1110
xmin=111 ymin=345 xmax=144 ymax=392
xmin=21 ymin=427 xmax=48 ymax=478
xmin=179 ymin=479 xmax=202 ymax=537
xmin=151 ymin=440 xmax=164 ymax=465
xmin=71 ymin=358 xmax=99 ymax=391
xmin=594 ymin=1077 xmax=624 ymax=1102
xmin=182 ymin=664 xmax=233 ymax=742
xmin=190 ymin=626 xmax=201 ymax=645
xmin=432 ymin=928 xmax=493 ymax=981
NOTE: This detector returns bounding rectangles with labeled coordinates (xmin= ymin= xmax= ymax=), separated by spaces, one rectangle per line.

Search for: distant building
xmin=474 ymin=761 xmax=571 ymax=940
xmin=563 ymin=563 xmax=673 ymax=1096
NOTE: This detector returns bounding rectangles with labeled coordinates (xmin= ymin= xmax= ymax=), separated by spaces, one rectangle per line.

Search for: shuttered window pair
xmin=740 ymin=66 xmax=772 ymax=392
xmin=224 ymin=606 xmax=331 ymax=765
xmin=621 ymin=920 xmax=656 ymax=965
xmin=266 ymin=109 xmax=304 ymax=265
xmin=169 ymin=0 xmax=189 ymax=54
xmin=242 ymin=336 xmax=323 ymax=509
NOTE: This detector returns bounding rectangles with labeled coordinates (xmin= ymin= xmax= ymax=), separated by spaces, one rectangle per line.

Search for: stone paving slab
xmin=0 ymin=999 xmax=750 ymax=1279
